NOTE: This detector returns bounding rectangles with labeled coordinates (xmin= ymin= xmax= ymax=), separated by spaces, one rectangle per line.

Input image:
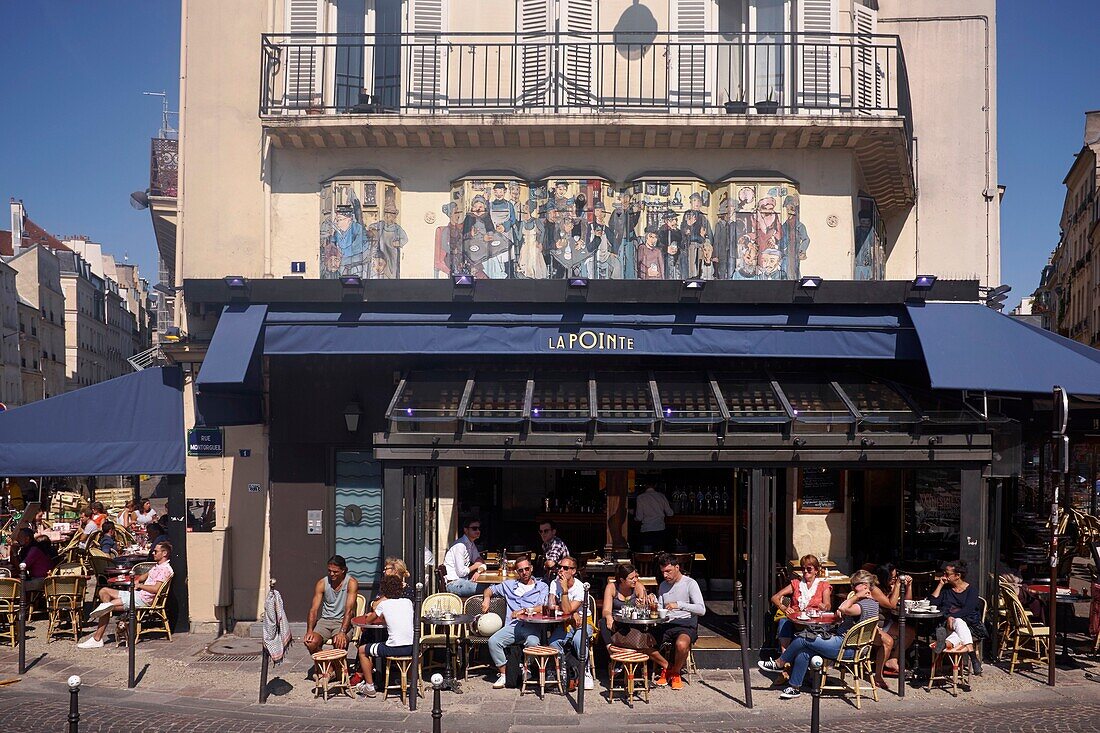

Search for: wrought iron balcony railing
xmin=149 ymin=137 xmax=178 ymax=197
xmin=260 ymin=31 xmax=911 ymax=135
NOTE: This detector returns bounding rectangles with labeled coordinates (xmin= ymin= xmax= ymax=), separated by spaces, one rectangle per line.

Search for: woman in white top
xmin=134 ymin=499 xmax=158 ymax=527
xmin=355 ymin=574 xmax=415 ymax=698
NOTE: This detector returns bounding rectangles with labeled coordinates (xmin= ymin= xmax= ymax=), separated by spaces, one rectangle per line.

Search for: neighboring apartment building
xmin=1040 ymin=110 xmax=1100 ymax=345
xmin=15 ymin=299 xmax=42 ymax=403
xmin=169 ymin=0 xmax=999 ymax=630
xmin=0 ymin=256 xmax=20 ymax=407
xmin=58 ymin=249 xmax=108 ymax=390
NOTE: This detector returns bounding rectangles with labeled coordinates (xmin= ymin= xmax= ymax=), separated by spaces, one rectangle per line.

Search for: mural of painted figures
xmin=320 ymin=180 xmax=403 ymax=279
xmin=854 ymin=196 xmax=886 ymax=281
xmin=717 ymin=182 xmax=811 ymax=281
xmin=434 ymin=179 xmax=526 ymax=279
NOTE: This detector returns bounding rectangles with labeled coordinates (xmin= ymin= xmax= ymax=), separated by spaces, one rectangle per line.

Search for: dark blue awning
xmin=195 ymin=304 xmax=267 ymax=391
xmin=261 ymin=305 xmax=922 ymax=360
xmin=0 ymin=367 xmax=185 ymax=476
xmin=907 ymin=303 xmax=1100 ymax=396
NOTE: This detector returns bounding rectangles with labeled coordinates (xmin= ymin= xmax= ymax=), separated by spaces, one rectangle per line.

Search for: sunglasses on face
xmin=516 ymin=566 xmax=533 ymax=573
xmin=802 ymin=567 xmax=818 ymax=572
xmin=559 ymin=565 xmax=576 ymax=571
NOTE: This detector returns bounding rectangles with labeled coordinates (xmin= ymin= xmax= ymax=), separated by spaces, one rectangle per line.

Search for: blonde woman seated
xmin=872 ymin=563 xmax=913 ymax=688
xmin=771 ymin=554 xmax=833 ymax=651
xmin=382 ymin=556 xmax=415 ymax=599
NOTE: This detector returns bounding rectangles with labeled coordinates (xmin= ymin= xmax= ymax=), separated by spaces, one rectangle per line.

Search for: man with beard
xmin=366 ymin=204 xmax=408 ymax=278
xmin=733 ymin=233 xmax=759 ymax=280
xmin=658 ymin=211 xmax=685 ymax=279
xmin=609 ymin=191 xmax=640 ymax=279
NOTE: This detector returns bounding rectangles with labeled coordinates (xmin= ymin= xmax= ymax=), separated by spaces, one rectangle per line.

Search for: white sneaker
xmin=88 ymin=602 xmax=114 ymax=621
xmin=583 ymin=673 xmax=594 ymax=690
xmin=77 ymin=637 xmax=104 ymax=649
xmin=492 ymin=674 xmax=507 ymax=689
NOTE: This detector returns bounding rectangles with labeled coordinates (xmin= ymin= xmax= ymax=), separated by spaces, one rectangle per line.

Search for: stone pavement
xmin=4 ymin=622 xmax=1100 ymax=732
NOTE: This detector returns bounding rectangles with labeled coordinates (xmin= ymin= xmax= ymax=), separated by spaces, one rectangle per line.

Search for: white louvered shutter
xmin=796 ymin=0 xmax=837 ymax=110
xmin=671 ymin=0 xmax=712 ymax=110
xmin=853 ymin=2 xmax=882 ymax=114
xmin=407 ymin=0 xmax=446 ymax=109
xmin=285 ymin=0 xmax=323 ymax=109
xmin=518 ymin=0 xmax=552 ymax=107
xmin=560 ymin=0 xmax=597 ymax=106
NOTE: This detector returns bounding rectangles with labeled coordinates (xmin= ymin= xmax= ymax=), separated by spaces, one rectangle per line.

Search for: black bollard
xmin=897 ymin=578 xmax=908 ymax=698
xmin=127 ymin=571 xmax=136 ymax=688
xmin=431 ymin=673 xmax=443 ymax=733
xmin=734 ymin=581 xmax=753 ymax=708
xmin=577 ymin=583 xmax=591 ymax=714
xmin=410 ymin=582 xmax=423 ymax=711
xmin=258 ymin=646 xmax=271 ymax=704
xmin=809 ymin=655 xmax=823 ymax=733
xmin=18 ymin=563 xmax=27 ymax=674
xmin=67 ymin=675 xmax=81 ymax=733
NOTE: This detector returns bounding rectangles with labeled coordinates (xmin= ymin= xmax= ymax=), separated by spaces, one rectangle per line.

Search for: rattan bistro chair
xmin=419 ymin=592 xmax=463 ymax=682
xmin=462 ymin=595 xmax=506 ymax=680
xmin=1001 ymin=587 xmax=1051 ymax=674
xmin=45 ymin=575 xmax=88 ymax=643
xmin=0 ymin=577 xmax=21 ymax=648
xmin=819 ymin=617 xmax=880 ymax=709
xmin=135 ymin=576 xmax=173 ymax=641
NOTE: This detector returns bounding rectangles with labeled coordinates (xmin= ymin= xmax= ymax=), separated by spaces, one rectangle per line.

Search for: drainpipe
xmin=880 ymin=14 xmax=993 ymax=286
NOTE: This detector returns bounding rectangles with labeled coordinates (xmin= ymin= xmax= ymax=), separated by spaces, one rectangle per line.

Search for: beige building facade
xmin=59 ymin=250 xmax=108 ymax=390
xmin=172 ymin=0 xmax=998 ymax=630
xmin=0 ymin=259 xmax=20 ymax=407
xmin=1040 ymin=111 xmax=1100 ymax=345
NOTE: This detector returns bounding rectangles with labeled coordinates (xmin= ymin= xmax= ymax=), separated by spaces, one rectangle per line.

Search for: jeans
xmin=446 ymin=578 xmax=482 ymax=596
xmin=488 ymin=622 xmax=541 ymax=668
xmin=549 ymin=624 xmax=595 ymax=663
xmin=778 ymin=634 xmax=846 ymax=687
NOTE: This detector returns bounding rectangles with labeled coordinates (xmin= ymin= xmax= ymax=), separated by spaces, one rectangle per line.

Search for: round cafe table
xmin=902 ymin=607 xmax=943 ymax=678
xmin=1027 ymin=585 xmax=1088 ymax=662
xmin=422 ymin=613 xmax=474 ymax=693
xmin=516 ymin=612 xmax=566 ymax=645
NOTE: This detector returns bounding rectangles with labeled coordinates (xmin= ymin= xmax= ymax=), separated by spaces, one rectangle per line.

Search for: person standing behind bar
xmin=634 ymin=484 xmax=673 ymax=552
xmin=443 ymin=519 xmax=486 ymax=596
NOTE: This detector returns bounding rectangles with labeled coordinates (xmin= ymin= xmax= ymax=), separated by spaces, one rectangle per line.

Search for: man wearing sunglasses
xmin=443 ymin=519 xmax=487 ymax=596
xmin=537 ymin=520 xmax=570 ymax=582
xmin=481 ymin=557 xmax=549 ymax=688
xmin=548 ymin=558 xmax=595 ymax=690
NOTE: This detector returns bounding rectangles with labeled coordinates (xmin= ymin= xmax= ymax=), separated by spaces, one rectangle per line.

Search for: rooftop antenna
xmin=143 ymin=91 xmax=178 ymax=140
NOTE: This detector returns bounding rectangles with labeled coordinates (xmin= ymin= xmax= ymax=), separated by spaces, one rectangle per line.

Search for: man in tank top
xmin=304 ymin=554 xmax=360 ymax=657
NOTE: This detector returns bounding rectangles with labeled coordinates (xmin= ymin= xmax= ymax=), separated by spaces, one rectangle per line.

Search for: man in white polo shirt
xmin=443 ymin=518 xmax=486 ymax=596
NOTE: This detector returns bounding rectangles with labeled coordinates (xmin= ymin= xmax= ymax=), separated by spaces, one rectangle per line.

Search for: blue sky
xmin=0 ymin=2 xmax=180 ymax=286
xmin=0 ymin=1 xmax=1097 ymax=311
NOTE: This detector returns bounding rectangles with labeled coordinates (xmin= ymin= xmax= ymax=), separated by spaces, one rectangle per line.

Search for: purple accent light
xmin=405 ymin=408 xmax=414 ymax=416
xmin=532 ymin=408 xmax=540 ymax=416
xmin=452 ymin=274 xmax=475 ymax=287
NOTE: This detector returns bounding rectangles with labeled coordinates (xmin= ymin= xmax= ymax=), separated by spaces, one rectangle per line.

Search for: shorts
xmin=368 ymin=642 xmax=414 ymax=659
xmin=116 ymin=591 xmax=150 ymax=609
xmin=660 ymin=620 xmax=699 ymax=647
xmin=314 ymin=617 xmax=347 ymax=643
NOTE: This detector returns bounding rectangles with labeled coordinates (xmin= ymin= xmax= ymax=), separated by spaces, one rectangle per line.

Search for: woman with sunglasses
xmin=771 ymin=554 xmax=833 ymax=652
xmin=600 ymin=563 xmax=671 ymax=675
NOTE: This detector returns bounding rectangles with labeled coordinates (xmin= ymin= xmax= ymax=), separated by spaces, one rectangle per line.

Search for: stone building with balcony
xmin=169 ymin=0 xmax=1006 ymax=641
xmin=1039 ymin=110 xmax=1100 ymax=345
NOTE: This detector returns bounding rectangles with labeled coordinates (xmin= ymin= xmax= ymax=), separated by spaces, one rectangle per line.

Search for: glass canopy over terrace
xmin=385 ymin=369 xmax=982 ymax=436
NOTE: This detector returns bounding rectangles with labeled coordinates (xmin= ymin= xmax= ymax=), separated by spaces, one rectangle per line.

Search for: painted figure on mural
xmin=733 ymin=233 xmax=759 ymax=280
xmin=854 ymin=209 xmax=876 ymax=281
xmin=609 ymin=191 xmax=640 ymax=280
xmin=366 ymin=204 xmax=408 ymax=279
xmin=751 ymin=197 xmax=782 ymax=263
xmin=330 ymin=204 xmax=369 ymax=278
xmin=517 ymin=200 xmax=547 ymax=280
xmin=736 ymin=186 xmax=756 ymax=212
xmin=714 ymin=198 xmax=736 ymax=280
xmin=779 ymin=193 xmax=810 ymax=279
xmin=682 ymin=207 xmax=715 ymax=279
xmin=435 ymin=202 xmax=478 ymax=278
xmin=463 ymin=195 xmax=507 ymax=279
xmin=552 ymin=180 xmax=573 ymax=212
xmin=638 ymin=228 xmax=665 ymax=280
xmin=588 ymin=224 xmax=622 ymax=279
xmin=658 ymin=211 xmax=685 ymax=279
xmin=489 ymin=182 xmax=518 ymax=277
xmin=760 ymin=247 xmax=785 ymax=280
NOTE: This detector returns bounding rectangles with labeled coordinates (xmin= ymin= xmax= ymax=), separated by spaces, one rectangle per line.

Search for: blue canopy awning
xmin=195 ymin=304 xmax=267 ymax=391
xmin=907 ymin=302 xmax=1100 ymax=396
xmin=0 ymin=366 xmax=185 ymax=476
xmin=262 ymin=304 xmax=923 ymax=360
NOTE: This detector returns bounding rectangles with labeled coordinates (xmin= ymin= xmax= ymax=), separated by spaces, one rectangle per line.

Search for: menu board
xmin=798 ymin=469 xmax=845 ymax=514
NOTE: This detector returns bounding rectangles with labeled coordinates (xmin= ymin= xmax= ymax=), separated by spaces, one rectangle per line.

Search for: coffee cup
xmin=658 ymin=608 xmax=668 ymax=620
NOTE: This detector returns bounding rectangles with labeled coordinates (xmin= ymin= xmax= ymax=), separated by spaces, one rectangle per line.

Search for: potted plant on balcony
xmin=724 ymin=87 xmax=749 ymax=114
xmin=755 ymin=90 xmax=780 ymax=115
